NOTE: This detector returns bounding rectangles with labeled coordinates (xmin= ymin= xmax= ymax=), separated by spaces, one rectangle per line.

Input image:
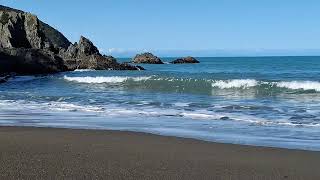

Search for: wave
xmin=1 ymin=99 xmax=319 ymax=128
xmin=211 ymin=80 xmax=320 ymax=92
xmin=0 ymin=100 xmax=105 ymax=113
xmin=63 ymin=75 xmax=320 ymax=93
xmin=63 ymin=75 xmax=151 ymax=83
xmin=212 ymin=79 xmax=258 ymax=89
xmin=276 ymin=81 xmax=320 ymax=92
xmin=74 ymin=69 xmax=95 ymax=72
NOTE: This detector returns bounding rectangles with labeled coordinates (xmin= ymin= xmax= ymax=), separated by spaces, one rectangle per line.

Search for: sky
xmin=1 ymin=0 xmax=320 ymax=57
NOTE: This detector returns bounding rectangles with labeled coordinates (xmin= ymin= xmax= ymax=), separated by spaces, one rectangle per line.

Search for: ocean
xmin=1 ymin=56 xmax=320 ymax=150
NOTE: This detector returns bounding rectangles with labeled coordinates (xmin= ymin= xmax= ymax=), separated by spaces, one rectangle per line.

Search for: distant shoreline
xmin=115 ymin=55 xmax=320 ymax=59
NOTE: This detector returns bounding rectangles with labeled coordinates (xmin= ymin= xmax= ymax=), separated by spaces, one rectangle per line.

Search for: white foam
xmin=63 ymin=76 xmax=151 ymax=84
xmin=173 ymin=102 xmax=190 ymax=107
xmin=74 ymin=69 xmax=95 ymax=72
xmin=47 ymin=102 xmax=104 ymax=112
xmin=276 ymin=81 xmax=320 ymax=92
xmin=181 ymin=112 xmax=222 ymax=119
xmin=212 ymin=79 xmax=258 ymax=89
xmin=211 ymin=79 xmax=320 ymax=92
xmin=1 ymin=99 xmax=320 ymax=128
xmin=0 ymin=100 xmax=104 ymax=113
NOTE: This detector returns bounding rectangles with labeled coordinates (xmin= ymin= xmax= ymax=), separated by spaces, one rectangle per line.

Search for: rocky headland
xmin=0 ymin=5 xmax=142 ymax=78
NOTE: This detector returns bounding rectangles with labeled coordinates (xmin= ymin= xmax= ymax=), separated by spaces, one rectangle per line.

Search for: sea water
xmin=1 ymin=56 xmax=320 ymax=150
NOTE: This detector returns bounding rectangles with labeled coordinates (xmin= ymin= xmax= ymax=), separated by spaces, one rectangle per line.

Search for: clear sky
xmin=1 ymin=0 xmax=320 ymax=57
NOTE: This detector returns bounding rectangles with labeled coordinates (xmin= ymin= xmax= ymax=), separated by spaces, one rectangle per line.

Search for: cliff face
xmin=0 ymin=5 xmax=142 ymax=75
xmin=0 ymin=5 xmax=71 ymax=51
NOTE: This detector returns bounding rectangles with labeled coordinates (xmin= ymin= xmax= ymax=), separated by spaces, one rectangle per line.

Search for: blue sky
xmin=1 ymin=0 xmax=320 ymax=57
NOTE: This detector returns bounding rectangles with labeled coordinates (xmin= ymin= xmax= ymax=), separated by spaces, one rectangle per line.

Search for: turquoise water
xmin=1 ymin=56 xmax=320 ymax=150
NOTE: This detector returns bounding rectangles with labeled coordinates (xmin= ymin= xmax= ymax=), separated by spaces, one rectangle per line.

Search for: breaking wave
xmin=211 ymin=79 xmax=258 ymax=89
xmin=63 ymin=75 xmax=151 ymax=83
xmin=276 ymin=81 xmax=320 ymax=92
xmin=74 ymin=69 xmax=96 ymax=72
xmin=63 ymin=75 xmax=320 ymax=93
xmin=212 ymin=80 xmax=320 ymax=92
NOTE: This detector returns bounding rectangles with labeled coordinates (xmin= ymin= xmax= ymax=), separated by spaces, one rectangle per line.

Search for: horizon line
xmin=114 ymin=55 xmax=320 ymax=59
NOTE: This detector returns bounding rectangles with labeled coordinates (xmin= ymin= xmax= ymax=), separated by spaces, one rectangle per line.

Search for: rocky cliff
xmin=0 ymin=5 xmax=71 ymax=51
xmin=0 ymin=5 xmax=142 ymax=75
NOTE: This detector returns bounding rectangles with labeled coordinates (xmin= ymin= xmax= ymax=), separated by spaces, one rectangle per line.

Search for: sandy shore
xmin=0 ymin=127 xmax=319 ymax=180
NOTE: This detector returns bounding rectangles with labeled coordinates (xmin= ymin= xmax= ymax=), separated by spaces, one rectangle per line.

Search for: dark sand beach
xmin=0 ymin=127 xmax=319 ymax=180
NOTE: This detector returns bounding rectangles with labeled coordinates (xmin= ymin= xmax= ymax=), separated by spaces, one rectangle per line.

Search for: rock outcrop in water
xmin=0 ymin=5 xmax=142 ymax=75
xmin=171 ymin=56 xmax=200 ymax=64
xmin=132 ymin=52 xmax=164 ymax=64
xmin=60 ymin=36 xmax=145 ymax=70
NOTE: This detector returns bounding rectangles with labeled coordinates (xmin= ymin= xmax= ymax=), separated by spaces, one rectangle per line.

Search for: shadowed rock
xmin=132 ymin=52 xmax=163 ymax=64
xmin=0 ymin=48 xmax=67 ymax=75
xmin=171 ymin=56 xmax=200 ymax=64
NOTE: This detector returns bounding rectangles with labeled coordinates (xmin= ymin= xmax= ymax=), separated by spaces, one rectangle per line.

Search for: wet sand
xmin=0 ymin=126 xmax=319 ymax=180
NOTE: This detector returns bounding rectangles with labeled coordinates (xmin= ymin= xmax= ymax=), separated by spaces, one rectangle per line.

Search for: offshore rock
xmin=132 ymin=52 xmax=163 ymax=64
xmin=171 ymin=56 xmax=200 ymax=64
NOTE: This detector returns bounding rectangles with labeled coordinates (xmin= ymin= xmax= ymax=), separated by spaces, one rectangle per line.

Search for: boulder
xmin=132 ymin=52 xmax=163 ymax=64
xmin=171 ymin=56 xmax=200 ymax=64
